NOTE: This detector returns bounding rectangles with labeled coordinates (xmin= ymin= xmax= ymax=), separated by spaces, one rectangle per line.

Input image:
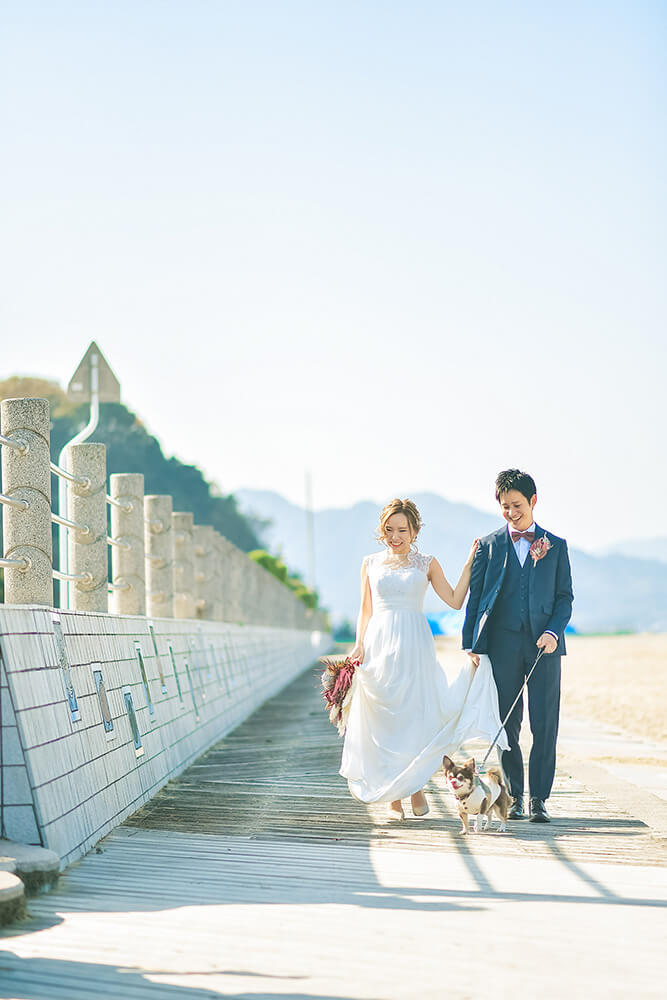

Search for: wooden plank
xmin=1 ymin=663 xmax=666 ymax=1000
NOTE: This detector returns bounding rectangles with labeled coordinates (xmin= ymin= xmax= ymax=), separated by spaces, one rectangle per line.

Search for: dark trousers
xmin=486 ymin=625 xmax=561 ymax=801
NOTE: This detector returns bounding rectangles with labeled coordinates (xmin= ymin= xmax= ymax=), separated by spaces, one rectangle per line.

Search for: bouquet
xmin=319 ymin=655 xmax=358 ymax=736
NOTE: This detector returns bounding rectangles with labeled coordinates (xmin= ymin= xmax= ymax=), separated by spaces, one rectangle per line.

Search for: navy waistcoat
xmin=491 ymin=540 xmax=532 ymax=632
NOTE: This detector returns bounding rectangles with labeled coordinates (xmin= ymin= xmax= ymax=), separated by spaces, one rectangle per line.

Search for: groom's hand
xmin=467 ymin=652 xmax=480 ymax=668
xmin=536 ymin=633 xmax=558 ymax=655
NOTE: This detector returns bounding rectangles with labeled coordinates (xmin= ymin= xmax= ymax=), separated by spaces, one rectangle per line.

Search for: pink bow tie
xmin=511 ymin=531 xmax=535 ymax=543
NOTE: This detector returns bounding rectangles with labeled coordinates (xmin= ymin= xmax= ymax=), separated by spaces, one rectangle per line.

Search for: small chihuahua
xmin=442 ymin=755 xmax=510 ymax=835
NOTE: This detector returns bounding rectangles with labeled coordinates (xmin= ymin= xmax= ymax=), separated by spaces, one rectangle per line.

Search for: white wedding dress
xmin=340 ymin=549 xmax=509 ymax=803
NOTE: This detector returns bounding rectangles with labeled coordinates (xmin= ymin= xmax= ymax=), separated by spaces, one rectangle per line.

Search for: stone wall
xmin=0 ymin=605 xmax=331 ymax=867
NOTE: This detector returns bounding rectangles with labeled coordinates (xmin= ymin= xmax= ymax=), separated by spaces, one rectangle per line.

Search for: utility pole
xmin=305 ymin=469 xmax=315 ymax=593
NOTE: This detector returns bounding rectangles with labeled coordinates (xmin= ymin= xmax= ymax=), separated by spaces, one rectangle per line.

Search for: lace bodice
xmin=363 ymin=549 xmax=433 ymax=613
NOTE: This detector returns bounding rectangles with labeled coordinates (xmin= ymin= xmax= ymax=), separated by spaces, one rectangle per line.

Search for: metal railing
xmin=106 ymin=494 xmax=133 ymax=511
xmin=0 ymin=395 xmax=327 ymax=631
xmin=0 ymin=494 xmax=29 ymax=511
xmin=52 ymin=512 xmax=91 ymax=535
xmin=107 ymin=536 xmax=131 ymax=550
xmin=0 ymin=556 xmax=30 ymax=570
xmin=50 ymin=461 xmax=90 ymax=490
xmin=53 ymin=569 xmax=93 ymax=585
xmin=0 ymin=433 xmax=28 ymax=454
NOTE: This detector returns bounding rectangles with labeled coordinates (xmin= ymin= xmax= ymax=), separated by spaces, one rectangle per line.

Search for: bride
xmin=340 ymin=497 xmax=508 ymax=819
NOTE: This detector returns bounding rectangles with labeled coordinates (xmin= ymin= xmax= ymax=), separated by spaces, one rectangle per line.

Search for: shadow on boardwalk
xmin=0 ymin=952 xmax=355 ymax=1000
xmin=12 ymin=667 xmax=666 ymax=921
xmin=2 ymin=666 xmax=666 ymax=1000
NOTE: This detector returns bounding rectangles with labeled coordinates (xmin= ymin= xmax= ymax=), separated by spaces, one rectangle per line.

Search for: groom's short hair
xmin=495 ymin=469 xmax=537 ymax=502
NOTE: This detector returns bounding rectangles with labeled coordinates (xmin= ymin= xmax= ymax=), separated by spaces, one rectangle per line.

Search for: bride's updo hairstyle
xmin=376 ymin=498 xmax=422 ymax=545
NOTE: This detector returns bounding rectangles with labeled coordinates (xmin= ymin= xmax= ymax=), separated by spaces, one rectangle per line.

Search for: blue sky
xmin=2 ymin=2 xmax=665 ymax=550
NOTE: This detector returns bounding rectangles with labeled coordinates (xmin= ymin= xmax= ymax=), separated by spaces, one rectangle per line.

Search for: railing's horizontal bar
xmin=52 ymin=569 xmax=93 ymax=584
xmin=50 ymin=461 xmax=90 ymax=488
xmin=51 ymin=512 xmax=91 ymax=535
xmin=0 ymin=433 xmax=28 ymax=454
xmin=145 ymin=518 xmax=164 ymax=533
xmin=0 ymin=493 xmax=29 ymax=511
xmin=146 ymin=554 xmax=166 ymax=567
xmin=108 ymin=581 xmax=132 ymax=592
xmin=0 ymin=556 xmax=30 ymax=570
xmin=107 ymin=536 xmax=131 ymax=550
xmin=106 ymin=495 xmax=133 ymax=511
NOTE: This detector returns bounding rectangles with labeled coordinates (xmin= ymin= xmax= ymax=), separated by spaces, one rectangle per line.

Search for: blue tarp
xmin=425 ymin=609 xmax=466 ymax=637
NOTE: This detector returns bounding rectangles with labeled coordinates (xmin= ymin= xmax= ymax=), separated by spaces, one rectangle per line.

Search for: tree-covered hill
xmin=0 ymin=377 xmax=263 ymax=552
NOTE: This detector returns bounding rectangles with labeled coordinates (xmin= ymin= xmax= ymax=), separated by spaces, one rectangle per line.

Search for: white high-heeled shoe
xmin=411 ymin=794 xmax=429 ymax=818
xmin=388 ymin=804 xmax=405 ymax=821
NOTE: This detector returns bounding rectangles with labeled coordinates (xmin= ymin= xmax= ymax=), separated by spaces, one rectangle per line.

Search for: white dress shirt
xmin=508 ymin=521 xmax=536 ymax=567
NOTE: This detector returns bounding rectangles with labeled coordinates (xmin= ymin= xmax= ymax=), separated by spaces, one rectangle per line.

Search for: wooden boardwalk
xmin=1 ymin=660 xmax=666 ymax=999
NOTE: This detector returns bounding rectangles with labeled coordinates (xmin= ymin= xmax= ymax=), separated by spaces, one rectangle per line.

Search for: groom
xmin=462 ymin=469 xmax=573 ymax=822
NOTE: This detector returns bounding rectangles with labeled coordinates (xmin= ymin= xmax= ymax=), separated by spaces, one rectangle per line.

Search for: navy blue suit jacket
xmin=462 ymin=524 xmax=574 ymax=656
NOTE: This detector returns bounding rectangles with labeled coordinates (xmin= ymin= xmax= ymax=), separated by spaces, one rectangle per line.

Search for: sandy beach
xmin=562 ymin=633 xmax=667 ymax=745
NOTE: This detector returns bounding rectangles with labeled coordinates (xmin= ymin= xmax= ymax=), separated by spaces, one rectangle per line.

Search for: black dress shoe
xmin=529 ymin=798 xmax=550 ymax=823
xmin=508 ymin=796 xmax=526 ymax=820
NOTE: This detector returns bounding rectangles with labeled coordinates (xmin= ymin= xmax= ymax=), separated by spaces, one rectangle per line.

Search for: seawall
xmin=0 ymin=605 xmax=330 ymax=866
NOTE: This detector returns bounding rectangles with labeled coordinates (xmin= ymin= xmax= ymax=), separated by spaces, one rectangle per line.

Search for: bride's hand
xmin=349 ymin=643 xmax=364 ymax=664
xmin=465 ymin=539 xmax=479 ymax=567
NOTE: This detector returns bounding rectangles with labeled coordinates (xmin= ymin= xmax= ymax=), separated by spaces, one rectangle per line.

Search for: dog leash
xmin=480 ymin=647 xmax=546 ymax=769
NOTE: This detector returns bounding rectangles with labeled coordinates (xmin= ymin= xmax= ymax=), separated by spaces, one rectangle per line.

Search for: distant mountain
xmin=237 ymin=490 xmax=667 ymax=634
xmin=604 ymin=538 xmax=667 ymax=564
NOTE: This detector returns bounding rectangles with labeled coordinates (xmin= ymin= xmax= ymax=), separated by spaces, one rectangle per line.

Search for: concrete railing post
xmin=144 ymin=495 xmax=173 ymax=618
xmin=193 ymin=524 xmax=214 ymax=620
xmin=230 ymin=544 xmax=246 ymax=623
xmin=109 ymin=473 xmax=145 ymax=615
xmin=223 ymin=536 xmax=240 ymax=623
xmin=0 ymin=397 xmax=53 ymax=605
xmin=211 ymin=530 xmax=225 ymax=621
xmin=212 ymin=531 xmax=223 ymax=619
xmin=172 ymin=511 xmax=195 ymax=619
xmin=255 ymin=565 xmax=271 ymax=627
xmin=245 ymin=560 xmax=260 ymax=625
xmin=217 ymin=534 xmax=236 ymax=622
xmin=66 ymin=442 xmax=108 ymax=612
